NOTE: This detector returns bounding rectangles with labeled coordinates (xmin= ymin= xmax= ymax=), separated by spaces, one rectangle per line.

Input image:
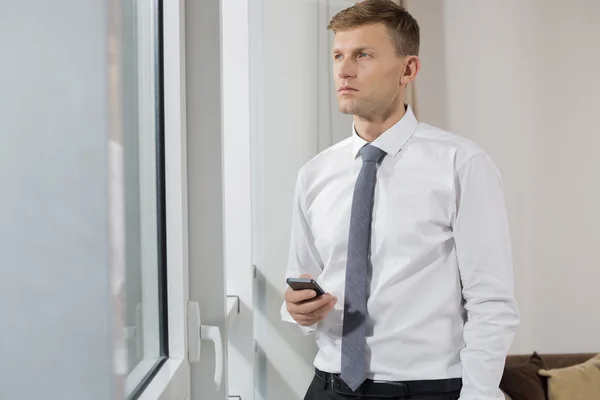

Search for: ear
xmin=400 ymin=55 xmax=420 ymax=86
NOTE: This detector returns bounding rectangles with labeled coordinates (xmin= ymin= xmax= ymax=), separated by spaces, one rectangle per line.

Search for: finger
xmin=325 ymin=297 xmax=337 ymax=314
xmin=296 ymin=294 xmax=335 ymax=315
xmin=286 ymin=293 xmax=330 ymax=316
xmin=296 ymin=317 xmax=318 ymax=326
xmin=292 ymin=311 xmax=324 ymax=325
xmin=311 ymin=296 xmax=338 ymax=319
xmin=291 ymin=313 xmax=314 ymax=324
xmin=298 ymin=273 xmax=313 ymax=279
xmin=293 ymin=299 xmax=336 ymax=324
xmin=285 ymin=288 xmax=318 ymax=303
xmin=292 ymin=296 xmax=338 ymax=325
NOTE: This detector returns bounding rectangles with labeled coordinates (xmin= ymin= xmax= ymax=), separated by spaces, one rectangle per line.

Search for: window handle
xmin=187 ymin=301 xmax=224 ymax=391
xmin=200 ymin=325 xmax=223 ymax=391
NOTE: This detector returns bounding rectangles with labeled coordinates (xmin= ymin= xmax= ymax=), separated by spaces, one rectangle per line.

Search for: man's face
xmin=332 ymin=23 xmax=406 ymax=119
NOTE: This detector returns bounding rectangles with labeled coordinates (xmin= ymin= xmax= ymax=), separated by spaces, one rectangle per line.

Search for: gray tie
xmin=341 ymin=144 xmax=386 ymax=391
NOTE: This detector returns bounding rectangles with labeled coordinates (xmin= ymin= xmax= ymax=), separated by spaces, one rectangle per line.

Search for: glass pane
xmin=109 ymin=0 xmax=167 ymax=396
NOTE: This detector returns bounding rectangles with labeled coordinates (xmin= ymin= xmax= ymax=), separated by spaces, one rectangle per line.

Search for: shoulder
xmin=413 ymin=123 xmax=498 ymax=172
xmin=297 ymin=136 xmax=353 ymax=181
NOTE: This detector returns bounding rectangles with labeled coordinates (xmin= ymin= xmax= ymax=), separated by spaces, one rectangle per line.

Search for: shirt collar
xmin=352 ymin=105 xmax=419 ymax=159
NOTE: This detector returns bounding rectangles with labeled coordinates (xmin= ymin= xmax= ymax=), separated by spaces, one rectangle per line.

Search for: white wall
xmin=526 ymin=0 xmax=600 ymax=352
xmin=0 ymin=1 xmax=119 ymax=399
xmin=251 ymin=1 xmax=320 ymax=398
xmin=406 ymin=0 xmax=600 ymax=353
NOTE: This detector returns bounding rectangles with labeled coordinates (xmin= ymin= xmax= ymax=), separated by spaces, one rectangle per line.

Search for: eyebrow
xmin=332 ymin=47 xmax=376 ymax=54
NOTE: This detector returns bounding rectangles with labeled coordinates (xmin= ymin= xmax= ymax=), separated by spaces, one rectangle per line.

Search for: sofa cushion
xmin=538 ymin=354 xmax=600 ymax=400
xmin=505 ymin=353 xmax=598 ymax=369
xmin=500 ymin=352 xmax=547 ymax=400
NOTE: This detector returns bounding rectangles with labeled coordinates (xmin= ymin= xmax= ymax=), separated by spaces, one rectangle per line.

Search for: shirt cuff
xmin=280 ymin=301 xmax=317 ymax=335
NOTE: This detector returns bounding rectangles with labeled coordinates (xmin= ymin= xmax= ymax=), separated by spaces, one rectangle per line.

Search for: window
xmin=113 ymin=0 xmax=169 ymax=397
xmin=5 ymin=0 xmax=192 ymax=398
xmin=111 ymin=0 xmax=225 ymax=398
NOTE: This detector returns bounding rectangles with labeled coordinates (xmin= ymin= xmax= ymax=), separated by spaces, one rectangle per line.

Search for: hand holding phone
xmin=284 ymin=274 xmax=337 ymax=326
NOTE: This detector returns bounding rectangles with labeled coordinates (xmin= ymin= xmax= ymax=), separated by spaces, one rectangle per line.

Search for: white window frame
xmin=136 ymin=0 xmax=161 ymax=367
xmin=135 ymin=0 xmax=190 ymax=399
xmin=122 ymin=0 xmax=166 ymax=393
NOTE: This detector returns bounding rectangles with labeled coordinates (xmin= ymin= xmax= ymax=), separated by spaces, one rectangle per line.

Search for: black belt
xmin=314 ymin=369 xmax=462 ymax=398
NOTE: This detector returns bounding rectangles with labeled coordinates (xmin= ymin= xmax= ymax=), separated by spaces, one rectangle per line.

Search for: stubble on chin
xmin=338 ymin=99 xmax=362 ymax=116
xmin=339 ymin=105 xmax=353 ymax=115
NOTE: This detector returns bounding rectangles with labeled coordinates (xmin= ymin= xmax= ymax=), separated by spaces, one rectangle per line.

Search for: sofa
xmin=499 ymin=352 xmax=600 ymax=400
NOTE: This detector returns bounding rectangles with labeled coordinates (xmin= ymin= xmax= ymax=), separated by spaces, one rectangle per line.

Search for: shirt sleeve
xmin=452 ymin=154 xmax=520 ymax=400
xmin=280 ymin=169 xmax=325 ymax=335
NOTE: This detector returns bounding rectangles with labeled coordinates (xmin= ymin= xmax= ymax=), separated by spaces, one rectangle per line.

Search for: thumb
xmin=299 ymin=273 xmax=313 ymax=279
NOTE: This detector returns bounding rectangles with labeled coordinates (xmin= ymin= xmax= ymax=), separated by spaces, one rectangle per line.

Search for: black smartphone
xmin=286 ymin=277 xmax=326 ymax=297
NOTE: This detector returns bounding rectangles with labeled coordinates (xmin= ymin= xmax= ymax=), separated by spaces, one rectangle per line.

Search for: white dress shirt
xmin=280 ymin=106 xmax=519 ymax=400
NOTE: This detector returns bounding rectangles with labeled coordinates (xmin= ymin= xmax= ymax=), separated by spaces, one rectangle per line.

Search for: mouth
xmin=338 ymin=86 xmax=358 ymax=94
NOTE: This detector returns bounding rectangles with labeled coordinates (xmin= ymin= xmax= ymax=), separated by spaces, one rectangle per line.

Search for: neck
xmin=354 ymin=103 xmax=407 ymax=143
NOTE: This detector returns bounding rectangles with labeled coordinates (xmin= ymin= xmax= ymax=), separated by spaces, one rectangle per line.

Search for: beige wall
xmin=406 ymin=0 xmax=600 ymax=353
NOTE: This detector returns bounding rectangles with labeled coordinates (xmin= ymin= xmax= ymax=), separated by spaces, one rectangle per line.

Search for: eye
xmin=333 ymin=54 xmax=343 ymax=60
xmin=357 ymin=52 xmax=370 ymax=58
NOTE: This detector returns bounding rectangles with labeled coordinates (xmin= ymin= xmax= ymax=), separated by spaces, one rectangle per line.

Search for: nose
xmin=336 ymin=57 xmax=357 ymax=80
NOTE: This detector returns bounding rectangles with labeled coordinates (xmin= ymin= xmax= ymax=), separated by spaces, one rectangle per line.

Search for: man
xmin=281 ymin=1 xmax=519 ymax=399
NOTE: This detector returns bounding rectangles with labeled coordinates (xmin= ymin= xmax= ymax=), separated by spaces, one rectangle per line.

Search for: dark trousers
xmin=303 ymin=373 xmax=461 ymax=400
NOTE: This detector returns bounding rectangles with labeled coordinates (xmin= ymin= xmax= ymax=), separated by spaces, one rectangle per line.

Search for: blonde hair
xmin=328 ymin=0 xmax=420 ymax=57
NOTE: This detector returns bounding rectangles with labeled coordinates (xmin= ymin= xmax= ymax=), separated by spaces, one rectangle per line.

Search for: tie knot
xmin=359 ymin=144 xmax=386 ymax=163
